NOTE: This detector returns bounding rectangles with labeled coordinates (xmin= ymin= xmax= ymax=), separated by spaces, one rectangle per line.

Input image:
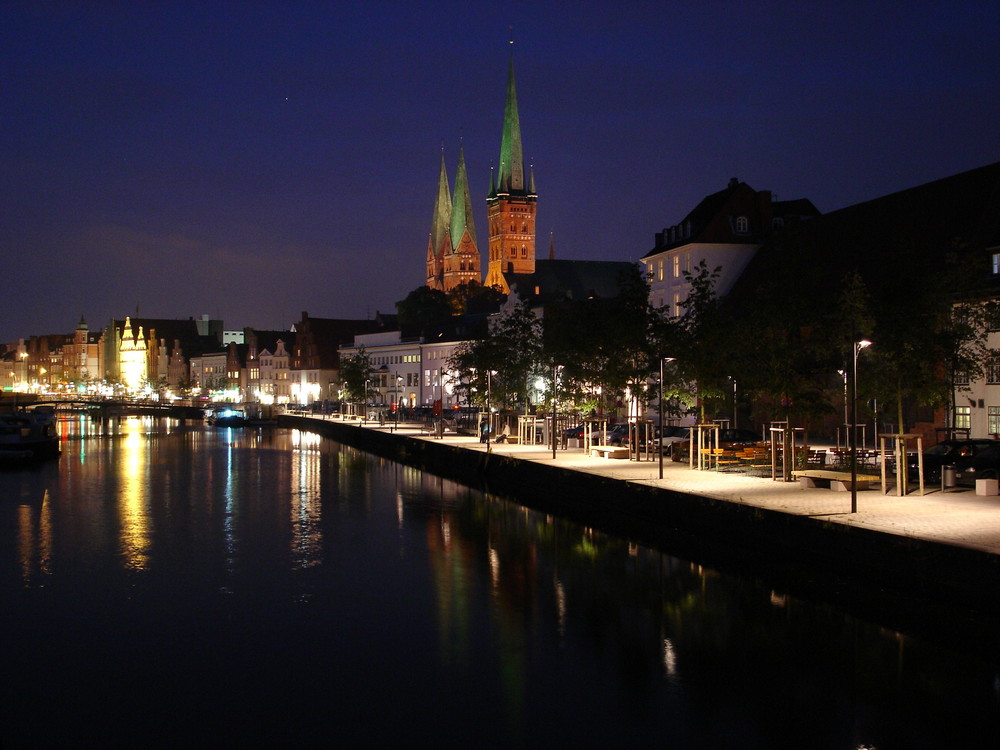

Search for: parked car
xmin=951 ymin=442 xmax=1000 ymax=486
xmin=908 ymin=439 xmax=1000 ymax=481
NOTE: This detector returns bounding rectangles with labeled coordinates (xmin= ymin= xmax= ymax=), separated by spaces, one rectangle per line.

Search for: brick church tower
xmin=426 ymin=144 xmax=481 ymax=292
xmin=484 ymin=48 xmax=537 ymax=293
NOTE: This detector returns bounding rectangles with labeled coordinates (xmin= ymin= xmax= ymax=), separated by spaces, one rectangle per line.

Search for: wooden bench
xmin=792 ymin=469 xmax=881 ymax=491
xmin=591 ymin=445 xmax=630 ymax=459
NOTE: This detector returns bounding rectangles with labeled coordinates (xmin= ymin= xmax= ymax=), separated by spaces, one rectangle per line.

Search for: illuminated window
xmin=993 ymin=252 xmax=1000 ymax=275
xmin=990 ymin=407 xmax=1000 ymax=435
xmin=672 ymin=255 xmax=680 ymax=278
xmin=954 ymin=406 xmax=971 ymax=429
xmin=735 ymin=215 xmax=749 ymax=233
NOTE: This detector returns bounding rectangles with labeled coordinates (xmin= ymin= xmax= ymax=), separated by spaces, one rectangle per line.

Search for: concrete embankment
xmin=280 ymin=414 xmax=1000 ymax=648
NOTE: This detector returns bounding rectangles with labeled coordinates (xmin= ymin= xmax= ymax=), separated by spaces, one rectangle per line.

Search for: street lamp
xmin=851 ymin=339 xmax=872 ymax=513
xmin=394 ymin=372 xmax=401 ymax=432
xmin=363 ymin=378 xmax=370 ymax=424
xmin=485 ymin=369 xmax=492 ymax=453
xmin=729 ymin=375 xmax=737 ymax=429
xmin=551 ymin=363 xmax=561 ymax=460
xmin=659 ymin=357 xmax=676 ymax=479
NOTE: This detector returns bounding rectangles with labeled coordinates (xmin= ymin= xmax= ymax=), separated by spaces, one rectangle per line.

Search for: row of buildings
xmin=4 ymin=48 xmax=1000 ymax=439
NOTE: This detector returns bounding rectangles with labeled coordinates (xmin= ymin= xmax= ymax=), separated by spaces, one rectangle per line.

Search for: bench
xmin=792 ymin=469 xmax=880 ymax=492
xmin=591 ymin=445 xmax=630 ymax=459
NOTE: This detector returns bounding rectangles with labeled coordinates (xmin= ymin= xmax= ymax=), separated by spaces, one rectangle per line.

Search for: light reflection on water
xmin=0 ymin=418 xmax=998 ymax=748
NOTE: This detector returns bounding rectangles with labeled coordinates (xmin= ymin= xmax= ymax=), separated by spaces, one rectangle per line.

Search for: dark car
xmin=952 ymin=442 xmax=1000 ymax=486
xmin=909 ymin=439 xmax=999 ymax=481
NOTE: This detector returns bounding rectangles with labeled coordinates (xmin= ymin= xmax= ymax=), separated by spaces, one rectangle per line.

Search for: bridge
xmin=1 ymin=396 xmax=205 ymax=420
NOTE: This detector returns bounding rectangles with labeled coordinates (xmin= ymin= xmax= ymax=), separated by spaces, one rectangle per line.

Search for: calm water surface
xmin=1 ymin=416 xmax=999 ymax=748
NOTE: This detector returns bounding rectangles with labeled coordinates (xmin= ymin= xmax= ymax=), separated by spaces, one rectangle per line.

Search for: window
xmin=955 ymin=370 xmax=970 ymax=385
xmin=993 ymin=252 xmax=1000 ymax=275
xmin=672 ymin=255 xmax=680 ymax=278
xmin=955 ymin=406 xmax=971 ymax=430
xmin=673 ymin=293 xmax=682 ymax=318
xmin=990 ymin=407 xmax=1000 ymax=435
xmin=521 ymin=246 xmax=526 ymax=257
xmin=735 ymin=215 xmax=749 ymax=233
xmin=657 ymin=259 xmax=663 ymax=281
xmin=989 ymin=356 xmax=1000 ymax=385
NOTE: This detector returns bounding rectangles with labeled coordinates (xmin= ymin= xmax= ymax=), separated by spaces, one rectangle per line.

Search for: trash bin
xmin=942 ymin=465 xmax=956 ymax=489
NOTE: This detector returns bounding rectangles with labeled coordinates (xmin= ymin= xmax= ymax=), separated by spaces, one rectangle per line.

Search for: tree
xmin=396 ymin=286 xmax=453 ymax=334
xmin=338 ymin=348 xmax=372 ymax=402
xmin=448 ymin=300 xmax=543 ymax=412
xmin=545 ymin=265 xmax=654 ymax=417
xmin=447 ymin=281 xmax=505 ymax=315
xmin=660 ymin=260 xmax=733 ymax=423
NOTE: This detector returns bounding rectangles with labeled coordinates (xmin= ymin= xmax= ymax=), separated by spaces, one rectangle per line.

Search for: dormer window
xmin=735 ymin=215 xmax=749 ymax=234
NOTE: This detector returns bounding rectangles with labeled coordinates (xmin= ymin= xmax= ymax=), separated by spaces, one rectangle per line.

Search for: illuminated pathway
xmin=302 ymin=415 xmax=1000 ymax=558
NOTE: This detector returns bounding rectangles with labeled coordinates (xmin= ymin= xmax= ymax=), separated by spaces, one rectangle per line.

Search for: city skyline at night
xmin=4 ymin=1 xmax=999 ymax=342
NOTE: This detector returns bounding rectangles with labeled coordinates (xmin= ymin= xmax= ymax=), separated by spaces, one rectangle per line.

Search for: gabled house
xmin=289 ymin=312 xmax=387 ymax=404
xmin=641 ymin=178 xmax=819 ymax=315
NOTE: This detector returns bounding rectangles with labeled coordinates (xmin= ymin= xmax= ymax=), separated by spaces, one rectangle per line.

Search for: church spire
xmin=484 ymin=43 xmax=538 ymax=292
xmin=430 ymin=147 xmax=452 ymax=256
xmin=450 ymin=141 xmax=476 ymax=250
xmin=495 ymin=46 xmax=526 ymax=196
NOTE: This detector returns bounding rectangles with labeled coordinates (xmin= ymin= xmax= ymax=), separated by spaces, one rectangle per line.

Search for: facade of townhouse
xmin=257 ymin=339 xmax=292 ymax=404
xmin=339 ymin=331 xmax=469 ymax=412
xmin=641 ymin=178 xmax=819 ymax=315
xmin=62 ymin=317 xmax=102 ymax=388
xmin=189 ymin=350 xmax=228 ymax=394
xmin=288 ymin=312 xmax=388 ymax=405
xmin=956 ymin=246 xmax=1000 ymax=438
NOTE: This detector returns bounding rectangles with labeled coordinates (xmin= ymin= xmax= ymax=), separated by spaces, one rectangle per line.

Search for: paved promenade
xmin=309 ymin=415 xmax=1000 ymax=558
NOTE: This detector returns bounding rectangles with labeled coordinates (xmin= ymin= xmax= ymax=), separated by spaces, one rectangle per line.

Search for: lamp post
xmin=659 ymin=357 xmax=676 ymax=479
xmin=551 ymin=363 xmax=559 ymax=460
xmin=363 ymin=379 xmax=370 ymax=424
xmin=394 ymin=373 xmax=401 ymax=432
xmin=486 ymin=369 xmax=492 ymax=453
xmin=850 ymin=339 xmax=872 ymax=513
xmin=730 ymin=376 xmax=737 ymax=429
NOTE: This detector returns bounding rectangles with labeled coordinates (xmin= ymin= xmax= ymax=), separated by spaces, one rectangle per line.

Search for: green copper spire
xmin=450 ymin=142 xmax=477 ymax=249
xmin=430 ymin=148 xmax=452 ymax=255
xmin=495 ymin=49 xmax=526 ymax=195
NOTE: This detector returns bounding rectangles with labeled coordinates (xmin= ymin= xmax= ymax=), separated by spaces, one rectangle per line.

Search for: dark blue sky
xmin=3 ymin=1 xmax=998 ymax=342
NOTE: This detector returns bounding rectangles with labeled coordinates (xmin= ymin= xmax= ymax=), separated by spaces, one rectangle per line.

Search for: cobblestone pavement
xmin=312 ymin=416 xmax=1000 ymax=556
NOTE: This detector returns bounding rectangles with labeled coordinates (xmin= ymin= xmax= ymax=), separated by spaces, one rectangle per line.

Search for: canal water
xmin=1 ymin=417 xmax=998 ymax=748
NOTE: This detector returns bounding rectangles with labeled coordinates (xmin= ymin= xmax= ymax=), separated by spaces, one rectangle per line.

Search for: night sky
xmin=4 ymin=1 xmax=998 ymax=342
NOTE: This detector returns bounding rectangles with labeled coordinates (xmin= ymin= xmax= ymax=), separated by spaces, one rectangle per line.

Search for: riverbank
xmin=280 ymin=414 xmax=1000 ymax=649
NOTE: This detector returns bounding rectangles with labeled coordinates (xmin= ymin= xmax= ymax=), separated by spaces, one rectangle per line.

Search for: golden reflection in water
xmin=290 ymin=429 xmax=322 ymax=569
xmin=118 ymin=417 xmax=150 ymax=571
xmin=17 ymin=490 xmax=53 ymax=586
